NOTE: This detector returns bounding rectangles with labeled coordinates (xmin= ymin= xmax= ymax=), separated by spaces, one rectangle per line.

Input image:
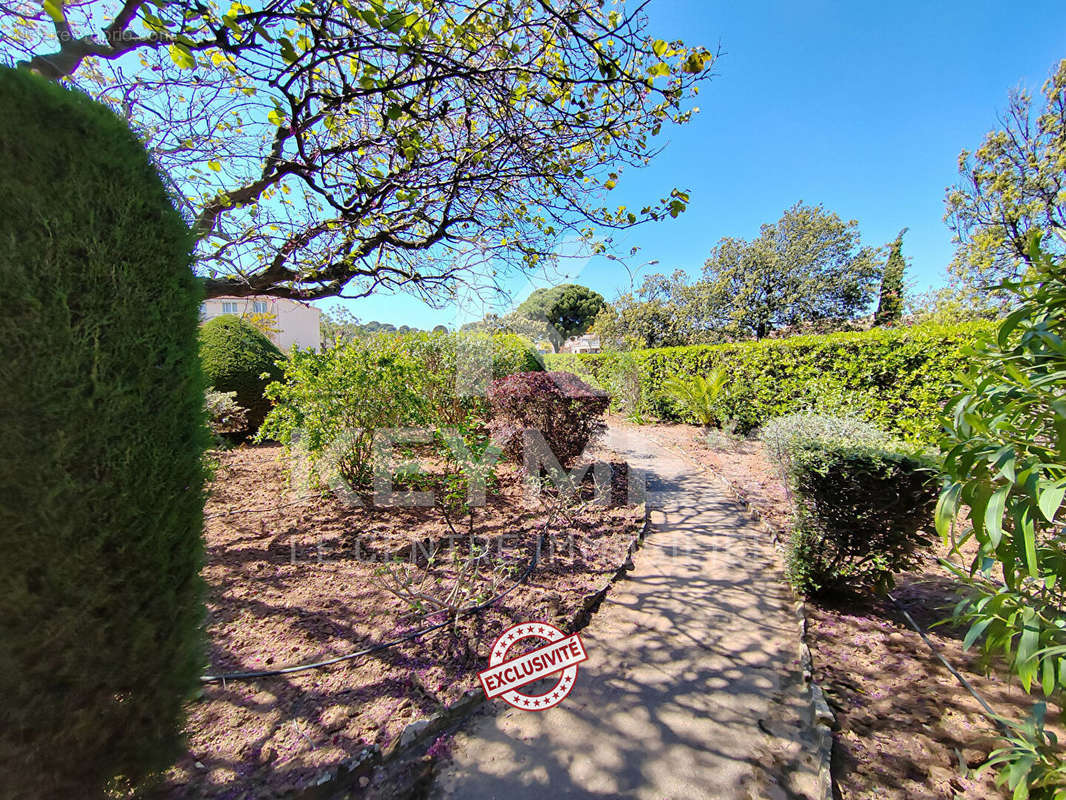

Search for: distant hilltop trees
xmin=320 ymin=308 xmax=449 ymax=346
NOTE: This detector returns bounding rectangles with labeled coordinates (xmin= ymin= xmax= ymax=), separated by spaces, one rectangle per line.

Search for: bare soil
xmin=633 ymin=420 xmax=1047 ymax=800
xmin=157 ymin=443 xmax=641 ymax=799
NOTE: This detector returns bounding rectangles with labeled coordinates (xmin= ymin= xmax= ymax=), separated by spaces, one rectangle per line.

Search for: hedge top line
xmin=548 ymin=320 xmax=994 ymax=360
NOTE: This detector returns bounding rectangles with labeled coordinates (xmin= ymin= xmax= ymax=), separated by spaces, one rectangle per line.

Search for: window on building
xmin=221 ymin=302 xmax=238 ymax=314
xmin=253 ymin=301 xmax=269 ymax=314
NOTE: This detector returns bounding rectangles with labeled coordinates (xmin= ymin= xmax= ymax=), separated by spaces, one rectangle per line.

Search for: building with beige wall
xmin=200 ymin=296 xmax=321 ymax=351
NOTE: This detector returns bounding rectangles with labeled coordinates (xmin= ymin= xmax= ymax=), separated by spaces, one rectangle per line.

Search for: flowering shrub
xmin=487 ymin=371 xmax=609 ymax=467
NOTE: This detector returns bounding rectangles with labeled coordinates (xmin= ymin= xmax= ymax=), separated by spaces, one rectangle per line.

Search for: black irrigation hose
xmin=199 ymin=532 xmax=549 ymax=684
xmin=887 ymin=592 xmax=1011 ymax=737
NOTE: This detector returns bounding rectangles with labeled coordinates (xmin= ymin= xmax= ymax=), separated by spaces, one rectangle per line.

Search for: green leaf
xmin=998 ymin=305 xmax=1031 ymax=348
xmin=652 ymin=39 xmax=668 ymax=57
xmin=279 ymin=37 xmax=299 ymax=63
xmin=386 ymin=104 xmax=403 ymax=121
xmin=935 ymin=483 xmax=962 ymax=541
xmin=168 ymin=43 xmax=196 ymax=69
xmin=963 ymin=617 xmax=993 ymax=650
xmin=1037 ymin=479 xmax=1066 ymax=522
xmin=1014 ymin=507 xmax=1039 ymax=579
xmin=267 ymin=108 xmax=285 ymax=126
xmin=985 ymin=486 xmax=1009 ymax=547
xmin=682 ymin=51 xmax=709 ymax=74
xmin=207 ymin=159 xmax=222 ymax=172
xmin=42 ymin=0 xmax=64 ymax=24
xmin=1041 ymin=656 xmax=1057 ymax=696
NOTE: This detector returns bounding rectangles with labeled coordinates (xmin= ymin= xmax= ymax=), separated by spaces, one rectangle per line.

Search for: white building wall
xmin=201 ymin=296 xmax=322 ymax=351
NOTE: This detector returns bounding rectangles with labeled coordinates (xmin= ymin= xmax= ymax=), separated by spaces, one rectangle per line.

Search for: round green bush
xmin=0 ymin=67 xmax=207 ymax=795
xmin=199 ymin=314 xmax=285 ymax=432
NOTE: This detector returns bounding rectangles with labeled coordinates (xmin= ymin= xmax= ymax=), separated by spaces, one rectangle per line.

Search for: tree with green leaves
xmin=702 ymin=202 xmax=882 ymax=339
xmin=591 ymin=291 xmax=694 ymax=350
xmin=515 ymin=283 xmax=607 ymax=348
xmin=945 ymin=58 xmax=1066 ymax=300
xmin=2 ymin=0 xmax=712 ymax=302
xmin=874 ymin=228 xmax=907 ymax=326
xmin=936 ymin=234 xmax=1066 ymax=797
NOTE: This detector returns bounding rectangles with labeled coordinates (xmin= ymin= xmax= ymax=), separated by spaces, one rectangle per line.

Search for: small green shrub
xmin=776 ymin=428 xmax=939 ymax=595
xmin=546 ymin=321 xmax=993 ymax=442
xmin=662 ymin=368 xmax=728 ymax=427
xmin=200 ymin=314 xmax=285 ymax=433
xmin=763 ymin=414 xmax=938 ymax=595
xmin=487 ymin=371 xmax=609 ymax=467
xmin=260 ymin=337 xmax=427 ymax=487
xmin=205 ymin=389 xmax=248 ymax=441
xmin=259 ymin=331 xmax=537 ymax=489
xmin=598 ymin=350 xmax=646 ymax=423
xmin=0 ymin=67 xmax=206 ymax=796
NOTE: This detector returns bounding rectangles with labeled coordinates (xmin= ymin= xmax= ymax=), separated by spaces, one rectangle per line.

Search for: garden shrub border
xmin=545 ymin=322 xmax=993 ymax=442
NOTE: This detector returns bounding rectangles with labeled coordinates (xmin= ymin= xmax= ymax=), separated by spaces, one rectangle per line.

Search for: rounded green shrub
xmin=0 ymin=67 xmax=207 ymax=796
xmin=200 ymin=314 xmax=285 ymax=432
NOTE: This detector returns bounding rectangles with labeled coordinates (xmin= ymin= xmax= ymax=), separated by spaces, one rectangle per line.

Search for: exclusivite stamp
xmin=478 ymin=622 xmax=588 ymax=710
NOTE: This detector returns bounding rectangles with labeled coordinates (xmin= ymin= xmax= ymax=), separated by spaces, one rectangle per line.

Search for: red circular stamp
xmin=477 ymin=622 xmax=588 ymax=711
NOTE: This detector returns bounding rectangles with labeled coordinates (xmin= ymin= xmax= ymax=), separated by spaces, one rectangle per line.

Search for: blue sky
xmin=321 ymin=0 xmax=1066 ymax=329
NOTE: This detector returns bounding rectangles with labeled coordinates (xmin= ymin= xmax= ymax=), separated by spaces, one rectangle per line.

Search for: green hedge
xmin=0 ymin=67 xmax=206 ymax=795
xmin=545 ymin=322 xmax=994 ymax=442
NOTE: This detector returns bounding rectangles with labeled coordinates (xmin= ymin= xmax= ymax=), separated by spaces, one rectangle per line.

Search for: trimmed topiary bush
xmin=763 ymin=416 xmax=939 ymax=595
xmin=0 ymin=67 xmax=207 ymax=796
xmin=487 ymin=371 xmax=608 ymax=467
xmin=200 ymin=314 xmax=285 ymax=433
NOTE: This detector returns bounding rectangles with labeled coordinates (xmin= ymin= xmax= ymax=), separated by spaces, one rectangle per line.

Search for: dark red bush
xmin=487 ymin=371 xmax=609 ymax=467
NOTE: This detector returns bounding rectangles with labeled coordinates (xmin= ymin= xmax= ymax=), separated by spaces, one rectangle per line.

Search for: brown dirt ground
xmin=632 ymin=420 xmax=1053 ymax=800
xmin=156 ymin=443 xmax=641 ymax=799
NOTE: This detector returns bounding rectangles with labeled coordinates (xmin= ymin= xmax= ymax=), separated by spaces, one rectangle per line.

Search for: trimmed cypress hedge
xmin=545 ymin=322 xmax=994 ymax=442
xmin=0 ymin=68 xmax=207 ymax=796
xmin=200 ymin=314 xmax=285 ymax=433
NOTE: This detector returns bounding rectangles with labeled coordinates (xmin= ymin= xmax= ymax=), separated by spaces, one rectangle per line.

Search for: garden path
xmin=427 ymin=423 xmax=823 ymax=800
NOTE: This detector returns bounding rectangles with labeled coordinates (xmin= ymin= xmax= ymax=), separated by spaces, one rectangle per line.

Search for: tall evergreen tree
xmin=875 ymin=228 xmax=908 ymax=326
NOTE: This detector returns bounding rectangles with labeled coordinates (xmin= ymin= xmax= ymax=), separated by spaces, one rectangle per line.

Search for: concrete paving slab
xmin=428 ymin=425 xmax=821 ymax=800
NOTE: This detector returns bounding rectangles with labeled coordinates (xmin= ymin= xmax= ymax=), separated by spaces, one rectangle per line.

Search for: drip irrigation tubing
xmin=200 ymin=531 xmax=549 ymax=684
xmin=887 ymin=592 xmax=1011 ymax=736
